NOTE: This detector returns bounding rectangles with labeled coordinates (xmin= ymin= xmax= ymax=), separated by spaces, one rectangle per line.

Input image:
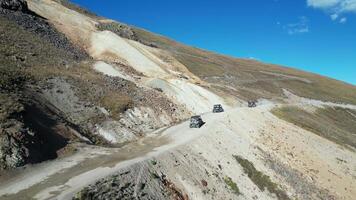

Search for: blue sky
xmin=72 ymin=0 xmax=356 ymax=85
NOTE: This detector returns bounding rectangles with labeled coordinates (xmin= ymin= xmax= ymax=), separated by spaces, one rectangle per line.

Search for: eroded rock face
xmin=0 ymin=0 xmax=28 ymax=12
xmin=0 ymin=129 xmax=28 ymax=169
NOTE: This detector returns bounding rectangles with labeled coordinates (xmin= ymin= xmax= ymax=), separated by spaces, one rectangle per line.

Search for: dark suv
xmin=189 ymin=115 xmax=205 ymax=128
xmin=213 ymin=104 xmax=224 ymax=113
xmin=248 ymin=100 xmax=257 ymax=108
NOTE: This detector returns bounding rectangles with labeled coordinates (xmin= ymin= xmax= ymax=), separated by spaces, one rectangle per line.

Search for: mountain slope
xmin=0 ymin=0 xmax=355 ymax=200
xmin=131 ymin=26 xmax=356 ymax=104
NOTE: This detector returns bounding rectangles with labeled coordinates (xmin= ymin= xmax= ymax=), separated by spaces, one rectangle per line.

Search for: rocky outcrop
xmin=96 ymin=22 xmax=139 ymax=41
xmin=0 ymin=4 xmax=89 ymax=169
xmin=0 ymin=0 xmax=88 ymax=62
xmin=0 ymin=94 xmax=71 ymax=170
xmin=0 ymin=93 xmax=27 ymax=170
xmin=0 ymin=125 xmax=28 ymax=169
xmin=97 ymin=22 xmax=158 ymax=48
xmin=0 ymin=0 xmax=28 ymax=12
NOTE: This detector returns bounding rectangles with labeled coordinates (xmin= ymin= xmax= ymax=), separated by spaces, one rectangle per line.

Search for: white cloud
xmin=340 ymin=17 xmax=348 ymax=22
xmin=307 ymin=0 xmax=356 ymax=13
xmin=307 ymin=0 xmax=355 ymax=23
xmin=307 ymin=0 xmax=340 ymax=8
xmin=330 ymin=13 xmax=339 ymax=20
xmin=285 ymin=16 xmax=310 ymax=35
xmin=342 ymin=0 xmax=356 ymax=12
xmin=307 ymin=0 xmax=341 ymax=8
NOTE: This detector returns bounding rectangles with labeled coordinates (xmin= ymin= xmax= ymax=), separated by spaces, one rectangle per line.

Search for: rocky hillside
xmin=0 ymin=0 xmax=355 ymax=200
xmin=0 ymin=0 xmax=188 ymax=170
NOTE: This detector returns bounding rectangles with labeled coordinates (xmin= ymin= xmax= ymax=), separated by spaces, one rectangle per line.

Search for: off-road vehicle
xmin=248 ymin=100 xmax=257 ymax=108
xmin=213 ymin=104 xmax=224 ymax=113
xmin=189 ymin=115 xmax=205 ymax=128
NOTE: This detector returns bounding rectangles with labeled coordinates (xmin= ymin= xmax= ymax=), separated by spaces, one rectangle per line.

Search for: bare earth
xmin=1 ymin=103 xmax=355 ymax=200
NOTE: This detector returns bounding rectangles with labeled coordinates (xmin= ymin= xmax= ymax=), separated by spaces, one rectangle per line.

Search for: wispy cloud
xmin=339 ymin=17 xmax=347 ymax=23
xmin=307 ymin=0 xmax=356 ymax=23
xmin=284 ymin=16 xmax=310 ymax=35
xmin=307 ymin=0 xmax=356 ymax=12
xmin=330 ymin=13 xmax=339 ymax=20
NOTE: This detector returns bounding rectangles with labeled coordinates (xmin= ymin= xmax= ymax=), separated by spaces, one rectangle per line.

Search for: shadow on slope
xmin=22 ymin=104 xmax=69 ymax=163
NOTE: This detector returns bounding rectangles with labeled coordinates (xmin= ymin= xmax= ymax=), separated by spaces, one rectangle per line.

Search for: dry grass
xmin=53 ymin=0 xmax=101 ymax=19
xmin=0 ymin=66 xmax=27 ymax=91
xmin=132 ymin=26 xmax=356 ymax=104
xmin=0 ymin=16 xmax=75 ymax=69
xmin=26 ymin=61 xmax=100 ymax=83
xmin=272 ymin=106 xmax=356 ymax=149
xmin=100 ymin=93 xmax=133 ymax=119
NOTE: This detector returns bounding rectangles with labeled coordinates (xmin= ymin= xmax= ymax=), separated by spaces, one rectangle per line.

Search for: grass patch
xmin=233 ymin=155 xmax=290 ymax=200
xmin=0 ymin=66 xmax=28 ymax=91
xmin=272 ymin=106 xmax=356 ymax=149
xmin=100 ymin=93 xmax=133 ymax=119
xmin=223 ymin=176 xmax=241 ymax=195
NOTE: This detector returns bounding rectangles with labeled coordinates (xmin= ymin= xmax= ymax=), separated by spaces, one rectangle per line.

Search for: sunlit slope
xmin=133 ymin=27 xmax=356 ymax=104
xmin=27 ymin=0 xmax=231 ymax=114
xmin=37 ymin=0 xmax=356 ymax=106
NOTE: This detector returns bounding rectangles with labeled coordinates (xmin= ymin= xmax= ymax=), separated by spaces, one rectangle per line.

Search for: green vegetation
xmin=272 ymin=106 xmax=356 ymax=149
xmin=233 ymin=155 xmax=290 ymax=200
xmin=223 ymin=176 xmax=241 ymax=195
xmin=100 ymin=93 xmax=133 ymax=119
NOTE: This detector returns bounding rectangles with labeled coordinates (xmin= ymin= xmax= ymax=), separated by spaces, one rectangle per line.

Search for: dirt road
xmin=0 ymin=105 xmax=234 ymax=200
xmin=1 ymin=103 xmax=355 ymax=200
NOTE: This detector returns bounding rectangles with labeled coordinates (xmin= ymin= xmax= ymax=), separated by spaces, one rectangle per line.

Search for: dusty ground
xmin=1 ymin=102 xmax=355 ymax=200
